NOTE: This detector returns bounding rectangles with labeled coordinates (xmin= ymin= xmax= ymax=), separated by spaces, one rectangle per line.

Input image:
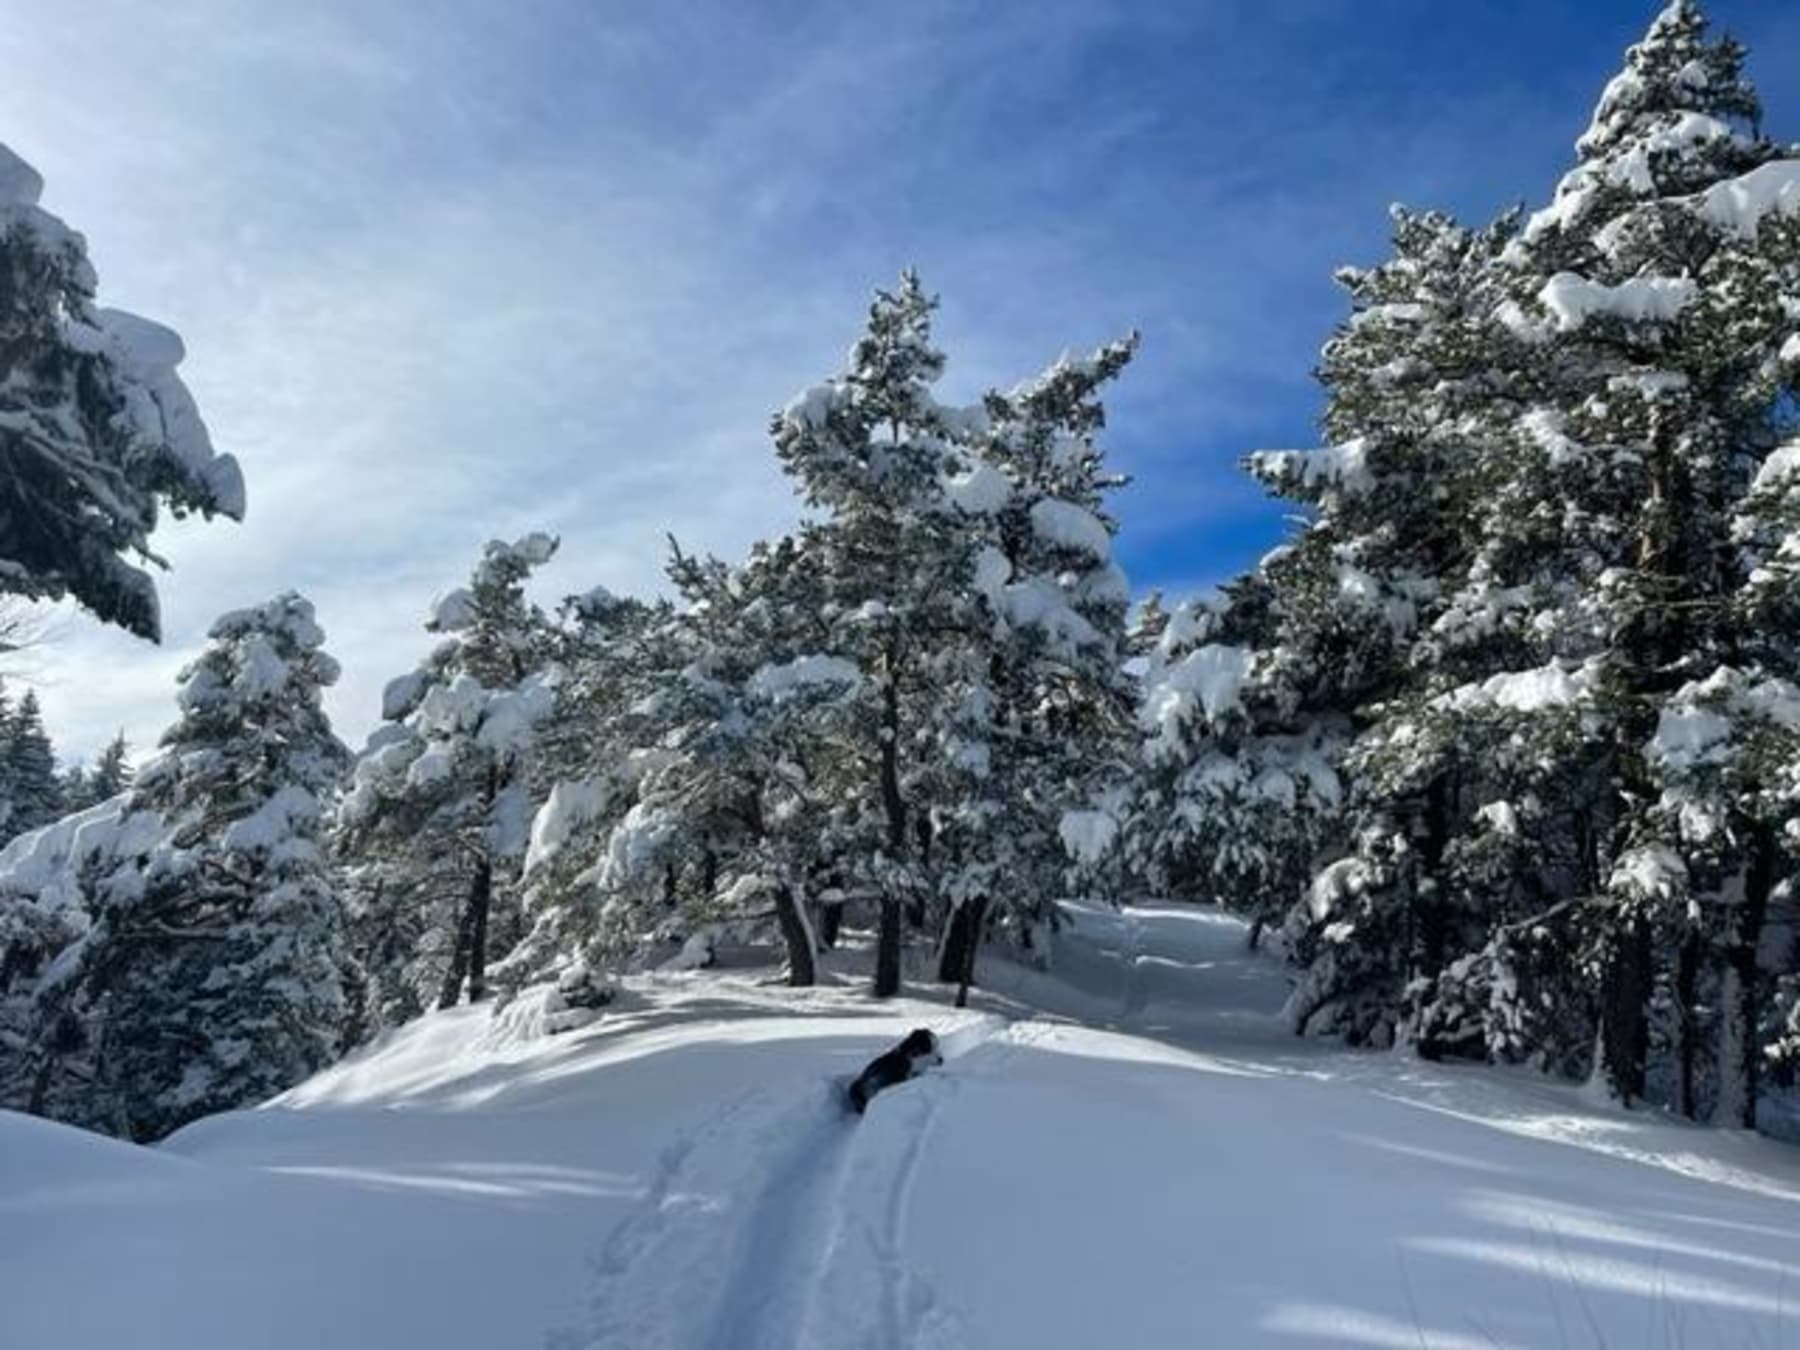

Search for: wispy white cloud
xmin=0 ymin=1 xmax=1211 ymax=760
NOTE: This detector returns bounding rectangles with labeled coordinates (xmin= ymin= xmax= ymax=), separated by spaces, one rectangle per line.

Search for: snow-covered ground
xmin=5 ymin=904 xmax=1800 ymax=1349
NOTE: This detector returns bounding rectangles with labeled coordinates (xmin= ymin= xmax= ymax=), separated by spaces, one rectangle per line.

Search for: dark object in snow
xmin=847 ymin=1028 xmax=942 ymax=1115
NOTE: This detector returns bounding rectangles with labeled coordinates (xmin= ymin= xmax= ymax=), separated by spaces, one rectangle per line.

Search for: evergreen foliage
xmin=507 ymin=275 xmax=1137 ymax=1003
xmin=5 ymin=690 xmax=62 ymax=835
xmin=21 ymin=594 xmax=352 ymax=1140
xmin=1137 ymin=1 xmax=1800 ymax=1127
xmin=0 ymin=143 xmax=243 ymax=641
xmin=8 ymin=4 xmax=1800 ymax=1147
xmin=336 ymin=535 xmax=560 ymax=1023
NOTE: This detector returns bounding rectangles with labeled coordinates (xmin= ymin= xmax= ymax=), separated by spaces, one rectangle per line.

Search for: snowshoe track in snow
xmin=699 ymin=1081 xmax=860 ymax=1350
xmin=570 ymin=1017 xmax=1037 ymax=1349
xmin=823 ymin=1020 xmax=1050 ymax=1348
xmin=576 ymin=1084 xmax=785 ymax=1349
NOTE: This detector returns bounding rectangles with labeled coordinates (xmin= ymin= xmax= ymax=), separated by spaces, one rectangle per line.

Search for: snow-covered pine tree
xmin=1288 ymin=206 xmax=1571 ymax=1052
xmin=588 ymin=537 xmax=861 ymax=987
xmin=4 ymin=691 xmax=63 ymax=836
xmin=337 ymin=534 xmax=559 ymax=1022
xmin=26 ymin=593 xmax=352 ymax=1140
xmin=1454 ymin=0 xmax=1800 ymax=1109
xmin=0 ymin=143 xmax=244 ymax=641
xmin=85 ymin=732 xmax=132 ymax=805
xmin=1232 ymin=2 xmax=1800 ymax=1120
xmin=55 ymin=733 xmax=133 ymax=819
xmin=495 ymin=584 xmax=680 ymax=1006
xmin=0 ymin=793 xmax=145 ymax=1114
xmin=771 ymin=273 xmax=979 ymax=997
xmin=933 ymin=337 xmax=1139 ymax=996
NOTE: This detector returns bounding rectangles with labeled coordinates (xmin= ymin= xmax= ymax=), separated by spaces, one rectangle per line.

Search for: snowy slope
xmin=5 ymin=906 xmax=1800 ymax=1350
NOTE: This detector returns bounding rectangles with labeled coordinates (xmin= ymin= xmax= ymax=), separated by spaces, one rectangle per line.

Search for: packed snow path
xmin=4 ymin=905 xmax=1800 ymax=1349
xmin=582 ymin=1025 xmax=1028 ymax=1350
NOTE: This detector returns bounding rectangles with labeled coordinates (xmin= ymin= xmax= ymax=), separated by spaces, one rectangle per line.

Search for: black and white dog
xmin=846 ymin=1028 xmax=942 ymax=1115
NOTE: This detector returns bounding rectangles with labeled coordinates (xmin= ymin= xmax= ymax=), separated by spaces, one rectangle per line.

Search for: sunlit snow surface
xmin=4 ymin=903 xmax=1800 ymax=1349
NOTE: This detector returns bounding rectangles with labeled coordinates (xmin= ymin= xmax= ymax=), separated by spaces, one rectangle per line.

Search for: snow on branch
xmin=1693 ymin=159 xmax=1800 ymax=240
xmin=1247 ymin=439 xmax=1374 ymax=496
xmin=1436 ymin=659 xmax=1597 ymax=713
xmin=1029 ymin=498 xmax=1112 ymax=561
xmin=746 ymin=654 xmax=860 ymax=702
xmin=1141 ymin=644 xmax=1252 ymax=749
xmin=1537 ymin=273 xmax=1695 ymax=331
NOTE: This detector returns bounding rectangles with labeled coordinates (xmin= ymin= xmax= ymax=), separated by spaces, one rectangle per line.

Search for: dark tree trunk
xmin=1675 ymin=926 xmax=1701 ymax=1120
xmin=465 ymin=855 xmax=493 ymax=1004
xmin=936 ymin=901 xmax=970 ymax=985
xmin=818 ymin=900 xmax=842 ymax=950
xmin=874 ymin=664 xmax=906 ymax=999
xmin=875 ymin=900 xmax=903 ymax=999
xmin=1573 ymin=808 xmax=1601 ymax=898
xmin=941 ymin=895 xmax=990 ymax=1008
xmin=442 ymin=767 xmax=502 ymax=1009
xmin=773 ymin=884 xmax=816 ymax=988
xmin=1415 ymin=774 xmax=1454 ymax=984
xmin=937 ymin=894 xmax=988 ymax=988
xmin=702 ymin=847 xmax=718 ymax=902
xmin=1598 ymin=913 xmax=1652 ymax=1104
xmin=436 ymin=891 xmax=475 ymax=1010
xmin=1719 ymin=824 xmax=1776 ymax=1129
xmin=1246 ymin=917 xmax=1265 ymax=953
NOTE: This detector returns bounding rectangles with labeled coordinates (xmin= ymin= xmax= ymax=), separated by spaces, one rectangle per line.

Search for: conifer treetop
xmin=1578 ymin=1 xmax=1760 ymax=163
xmin=170 ymin=593 xmax=340 ymax=732
xmin=773 ymin=271 xmax=959 ymax=515
xmin=1513 ymin=1 xmax=1781 ymax=297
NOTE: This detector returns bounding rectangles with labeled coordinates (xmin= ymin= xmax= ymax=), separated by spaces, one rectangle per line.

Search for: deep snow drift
xmin=4 ymin=904 xmax=1800 ymax=1349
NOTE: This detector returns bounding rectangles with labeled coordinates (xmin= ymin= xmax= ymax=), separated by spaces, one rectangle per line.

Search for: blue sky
xmin=3 ymin=0 xmax=1799 ymax=760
